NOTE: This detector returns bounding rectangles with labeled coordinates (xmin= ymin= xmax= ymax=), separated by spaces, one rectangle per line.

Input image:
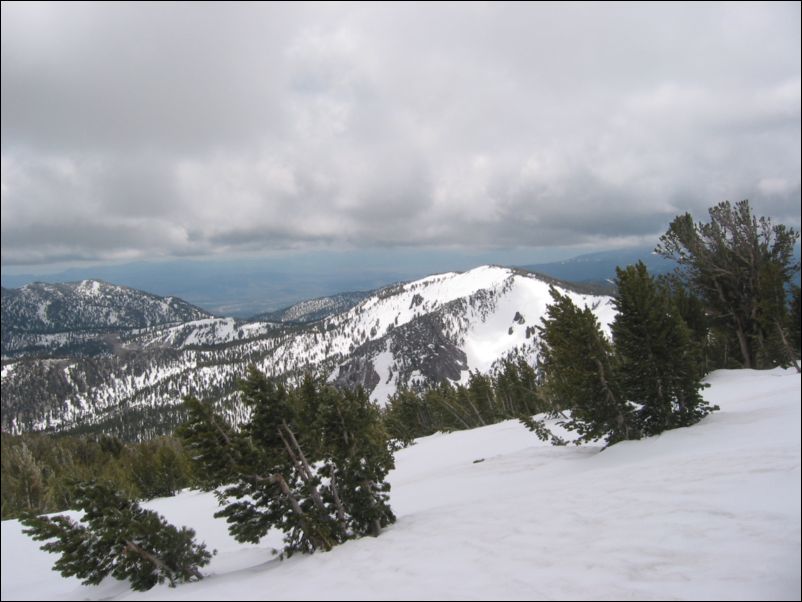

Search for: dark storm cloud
xmin=2 ymin=2 xmax=800 ymax=267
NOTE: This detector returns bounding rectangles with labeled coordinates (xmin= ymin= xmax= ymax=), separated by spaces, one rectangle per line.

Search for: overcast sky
xmin=2 ymin=1 xmax=800 ymax=272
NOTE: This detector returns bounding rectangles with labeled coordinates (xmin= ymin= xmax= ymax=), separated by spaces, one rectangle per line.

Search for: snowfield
xmin=1 ymin=368 xmax=799 ymax=601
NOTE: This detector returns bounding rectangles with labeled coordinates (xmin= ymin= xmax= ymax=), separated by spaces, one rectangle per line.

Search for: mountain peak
xmin=1 ymin=264 xmax=613 ymax=437
xmin=1 ymin=280 xmax=211 ymax=358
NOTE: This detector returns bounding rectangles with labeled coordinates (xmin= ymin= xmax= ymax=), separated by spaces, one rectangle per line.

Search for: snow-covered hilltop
xmin=1 ymin=266 xmax=613 ymax=437
xmin=252 ymin=290 xmax=372 ymax=323
xmin=327 ymin=265 xmax=614 ymax=403
xmin=1 ymin=280 xmax=211 ymax=357
xmin=2 ymin=368 xmax=799 ymax=600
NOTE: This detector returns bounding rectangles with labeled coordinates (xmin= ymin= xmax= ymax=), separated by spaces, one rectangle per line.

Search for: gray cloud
xmin=2 ymin=2 xmax=800 ymax=268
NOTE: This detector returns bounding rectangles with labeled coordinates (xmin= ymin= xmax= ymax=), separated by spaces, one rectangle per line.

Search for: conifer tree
xmin=383 ymin=388 xmax=435 ymax=444
xmin=493 ymin=357 xmax=543 ymax=417
xmin=298 ymin=382 xmax=395 ymax=538
xmin=612 ymin=262 xmax=715 ymax=435
xmin=178 ymin=366 xmax=395 ymax=557
xmin=656 ymin=200 xmax=800 ymax=369
xmin=3 ymin=442 xmax=46 ymax=514
xmin=178 ymin=396 xmax=243 ymax=491
xmin=538 ymin=287 xmax=636 ymax=445
xmin=20 ymin=481 xmax=212 ymax=591
xmin=466 ymin=371 xmax=496 ymax=425
xmin=659 ymin=274 xmax=716 ymax=373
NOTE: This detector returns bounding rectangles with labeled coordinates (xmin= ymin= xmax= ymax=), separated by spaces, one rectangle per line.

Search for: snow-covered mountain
xmin=131 ymin=317 xmax=276 ymax=349
xmin=251 ymin=291 xmax=372 ymax=323
xmin=2 ymin=368 xmax=799 ymax=600
xmin=1 ymin=280 xmax=211 ymax=358
xmin=1 ymin=266 xmax=613 ymax=438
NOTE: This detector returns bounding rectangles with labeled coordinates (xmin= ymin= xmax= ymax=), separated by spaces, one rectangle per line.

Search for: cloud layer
xmin=2 ymin=2 xmax=800 ymax=267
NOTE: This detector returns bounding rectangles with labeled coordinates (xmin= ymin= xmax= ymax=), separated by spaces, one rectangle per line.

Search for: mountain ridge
xmin=1 ymin=279 xmax=211 ymax=358
xmin=250 ymin=290 xmax=374 ymax=323
xmin=1 ymin=266 xmax=613 ymax=440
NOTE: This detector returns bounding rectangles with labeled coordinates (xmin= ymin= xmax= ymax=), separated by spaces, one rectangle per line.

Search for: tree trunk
xmin=775 ymin=321 xmax=801 ymax=373
xmin=329 ymin=471 xmax=347 ymax=526
xmin=278 ymin=425 xmax=328 ymax=518
xmin=272 ymin=473 xmax=332 ymax=552
xmin=734 ymin=323 xmax=752 ymax=369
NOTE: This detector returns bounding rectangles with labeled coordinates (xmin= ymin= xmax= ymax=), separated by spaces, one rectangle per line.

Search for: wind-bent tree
xmin=179 ymin=367 xmax=395 ymax=557
xmin=537 ymin=287 xmax=636 ymax=445
xmin=20 ymin=481 xmax=212 ymax=592
xmin=656 ymin=200 xmax=799 ymax=370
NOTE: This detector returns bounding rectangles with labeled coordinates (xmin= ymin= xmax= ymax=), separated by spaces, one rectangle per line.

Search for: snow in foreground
xmin=2 ymin=368 xmax=800 ymax=601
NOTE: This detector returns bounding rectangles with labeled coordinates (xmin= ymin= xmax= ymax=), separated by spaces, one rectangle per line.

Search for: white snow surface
xmin=2 ymin=368 xmax=799 ymax=601
xmin=132 ymin=318 xmax=275 ymax=349
xmin=0 ymin=363 xmax=19 ymax=380
xmin=459 ymin=272 xmax=614 ymax=375
xmin=347 ymin=265 xmax=613 ymax=402
xmin=369 ymin=341 xmax=397 ymax=406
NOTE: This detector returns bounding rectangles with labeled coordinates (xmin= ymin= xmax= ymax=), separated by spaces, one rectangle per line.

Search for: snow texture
xmin=2 ymin=368 xmax=799 ymax=601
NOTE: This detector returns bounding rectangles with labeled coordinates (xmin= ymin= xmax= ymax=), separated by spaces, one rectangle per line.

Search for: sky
xmin=2 ymin=1 xmax=800 ymax=277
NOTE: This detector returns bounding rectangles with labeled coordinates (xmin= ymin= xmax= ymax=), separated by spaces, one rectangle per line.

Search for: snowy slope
xmin=1 ymin=280 xmax=210 ymax=333
xmin=252 ymin=291 xmax=372 ymax=323
xmin=132 ymin=317 xmax=275 ymax=348
xmin=1 ymin=280 xmax=211 ymax=357
xmin=2 ymin=266 xmax=613 ymax=436
xmin=325 ymin=265 xmax=613 ymax=403
xmin=2 ymin=368 xmax=799 ymax=601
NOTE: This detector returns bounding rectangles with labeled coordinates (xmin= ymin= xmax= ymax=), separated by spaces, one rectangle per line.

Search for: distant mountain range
xmin=0 ymin=258 xmax=417 ymax=318
xmin=1 ymin=280 xmax=210 ymax=358
xmin=518 ymin=247 xmax=676 ymax=286
xmin=0 ymin=247 xmax=670 ymax=318
xmin=1 ymin=266 xmax=612 ymax=440
xmin=252 ymin=291 xmax=373 ymax=324
xmin=5 ymin=244 xmax=797 ymax=318
xmin=3 ymin=239 xmax=799 ymax=440
xmin=520 ymin=243 xmax=801 ymax=287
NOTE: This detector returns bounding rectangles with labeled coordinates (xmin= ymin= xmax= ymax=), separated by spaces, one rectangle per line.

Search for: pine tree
xmin=660 ymin=274 xmax=716 ymax=373
xmin=20 ymin=481 xmax=212 ymax=591
xmin=466 ymin=371 xmax=496 ymax=425
xmin=493 ymin=357 xmax=543 ymax=417
xmin=755 ymin=261 xmax=801 ymax=371
xmin=178 ymin=396 xmax=244 ymax=491
xmin=3 ymin=442 xmax=46 ymax=515
xmin=299 ymin=382 xmax=395 ymax=538
xmin=656 ymin=200 xmax=800 ymax=369
xmin=538 ymin=287 xmax=636 ymax=445
xmin=612 ymin=262 xmax=715 ymax=435
xmin=383 ymin=388 xmax=435 ymax=444
xmin=178 ymin=366 xmax=395 ymax=557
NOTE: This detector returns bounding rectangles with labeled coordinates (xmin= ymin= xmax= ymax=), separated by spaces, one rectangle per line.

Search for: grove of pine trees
xmin=533 ymin=200 xmax=798 ymax=445
xmin=533 ymin=266 xmax=718 ymax=447
xmin=1 ymin=433 xmax=196 ymax=519
xmin=382 ymin=358 xmax=546 ymax=445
